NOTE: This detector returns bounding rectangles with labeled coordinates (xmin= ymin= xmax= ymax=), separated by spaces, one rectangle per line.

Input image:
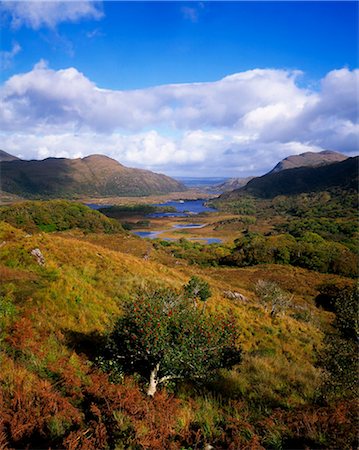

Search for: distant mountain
xmin=213 ymin=176 xmax=255 ymax=192
xmin=0 ymin=153 xmax=186 ymax=198
xmin=221 ymin=156 xmax=358 ymax=200
xmin=0 ymin=149 xmax=20 ymax=162
xmin=269 ymin=150 xmax=347 ymax=174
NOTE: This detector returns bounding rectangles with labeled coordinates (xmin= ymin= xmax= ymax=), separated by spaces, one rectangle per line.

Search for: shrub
xmin=104 ymin=288 xmax=241 ymax=396
xmin=254 ymin=280 xmax=292 ymax=317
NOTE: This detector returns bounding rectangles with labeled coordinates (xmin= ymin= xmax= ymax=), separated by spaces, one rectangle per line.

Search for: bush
xmin=104 ymin=287 xmax=241 ymax=396
xmin=254 ymin=280 xmax=291 ymax=317
xmin=0 ymin=200 xmax=123 ymax=234
xmin=319 ymin=285 xmax=359 ymax=400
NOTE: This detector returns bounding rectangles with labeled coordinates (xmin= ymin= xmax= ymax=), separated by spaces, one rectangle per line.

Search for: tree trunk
xmin=147 ymin=363 xmax=160 ymax=396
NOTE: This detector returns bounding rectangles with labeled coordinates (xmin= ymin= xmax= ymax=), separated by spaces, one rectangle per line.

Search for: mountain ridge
xmin=269 ymin=150 xmax=347 ymax=174
xmin=220 ymin=156 xmax=358 ymax=200
xmin=0 ymin=149 xmax=20 ymax=162
xmin=0 ymin=152 xmax=186 ymax=198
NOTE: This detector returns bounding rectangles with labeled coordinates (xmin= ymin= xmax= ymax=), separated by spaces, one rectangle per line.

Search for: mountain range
xmin=0 ymin=151 xmax=185 ymax=198
xmin=221 ymin=156 xmax=358 ymax=200
xmin=214 ymin=150 xmax=348 ymax=192
xmin=269 ymin=150 xmax=348 ymax=173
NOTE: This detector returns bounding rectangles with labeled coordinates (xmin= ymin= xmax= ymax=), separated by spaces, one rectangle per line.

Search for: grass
xmin=0 ymin=213 xmax=356 ymax=449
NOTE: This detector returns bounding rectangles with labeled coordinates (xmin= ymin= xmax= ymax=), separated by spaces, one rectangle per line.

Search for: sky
xmin=0 ymin=1 xmax=358 ymax=177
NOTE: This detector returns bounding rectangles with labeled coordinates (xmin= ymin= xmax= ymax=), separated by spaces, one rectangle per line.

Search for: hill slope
xmin=0 ymin=153 xmax=185 ymax=198
xmin=269 ymin=150 xmax=347 ymax=174
xmin=213 ymin=176 xmax=255 ymax=192
xmin=0 ymin=149 xmax=20 ymax=162
xmin=221 ymin=156 xmax=358 ymax=200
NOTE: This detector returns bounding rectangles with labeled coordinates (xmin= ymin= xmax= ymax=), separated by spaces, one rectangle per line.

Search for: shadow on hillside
xmin=64 ymin=329 xmax=107 ymax=360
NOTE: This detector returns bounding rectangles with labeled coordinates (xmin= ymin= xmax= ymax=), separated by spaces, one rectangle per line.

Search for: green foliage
xmin=332 ymin=285 xmax=359 ymax=341
xmin=184 ymin=276 xmax=212 ymax=305
xmin=0 ymin=293 xmax=17 ymax=341
xmin=0 ymin=200 xmax=123 ymax=234
xmin=99 ymin=204 xmax=177 ymax=218
xmin=222 ymin=231 xmax=358 ymax=277
xmin=255 ymin=280 xmax=291 ymax=317
xmin=155 ymin=238 xmax=231 ymax=266
xmin=319 ymin=285 xmax=359 ymax=400
xmin=104 ymin=288 xmax=241 ymax=390
xmin=275 ymin=217 xmax=358 ymax=248
xmin=215 ymin=189 xmax=358 ymax=219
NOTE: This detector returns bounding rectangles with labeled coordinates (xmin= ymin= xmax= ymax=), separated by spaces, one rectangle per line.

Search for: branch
xmin=158 ymin=374 xmax=183 ymax=384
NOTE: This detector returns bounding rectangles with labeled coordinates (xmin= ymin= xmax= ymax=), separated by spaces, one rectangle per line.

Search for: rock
xmin=223 ymin=290 xmax=248 ymax=302
xmin=31 ymin=248 xmax=45 ymax=266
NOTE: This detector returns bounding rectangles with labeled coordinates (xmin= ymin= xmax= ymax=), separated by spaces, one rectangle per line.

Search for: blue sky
xmin=0 ymin=1 xmax=358 ymax=176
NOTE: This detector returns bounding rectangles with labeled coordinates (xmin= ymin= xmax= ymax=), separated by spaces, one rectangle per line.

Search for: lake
xmin=133 ymin=230 xmax=222 ymax=244
xmin=148 ymin=199 xmax=217 ymax=217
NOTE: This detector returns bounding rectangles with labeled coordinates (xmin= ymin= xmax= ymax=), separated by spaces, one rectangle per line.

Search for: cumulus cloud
xmin=0 ymin=1 xmax=103 ymax=29
xmin=0 ymin=64 xmax=357 ymax=176
xmin=0 ymin=42 xmax=21 ymax=69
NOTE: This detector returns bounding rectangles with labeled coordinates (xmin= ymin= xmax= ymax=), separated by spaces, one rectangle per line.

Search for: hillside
xmin=0 ymin=153 xmax=185 ymax=198
xmin=221 ymin=156 xmax=358 ymax=200
xmin=213 ymin=176 xmax=255 ymax=192
xmin=0 ymin=199 xmax=357 ymax=449
xmin=269 ymin=150 xmax=348 ymax=174
xmin=0 ymin=200 xmax=123 ymax=233
xmin=0 ymin=149 xmax=20 ymax=162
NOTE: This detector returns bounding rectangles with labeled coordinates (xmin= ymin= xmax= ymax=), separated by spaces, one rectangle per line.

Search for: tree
xmin=319 ymin=285 xmax=359 ymax=400
xmin=255 ymin=279 xmax=292 ymax=317
xmin=183 ymin=276 xmax=212 ymax=309
xmin=105 ymin=288 xmax=241 ymax=396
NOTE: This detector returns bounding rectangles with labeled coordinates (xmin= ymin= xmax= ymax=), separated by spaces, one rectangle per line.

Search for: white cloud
xmin=0 ymin=42 xmax=21 ymax=69
xmin=0 ymin=1 xmax=103 ymax=29
xmin=181 ymin=3 xmax=204 ymax=23
xmin=0 ymin=65 xmax=357 ymax=176
xmin=0 ymin=65 xmax=315 ymax=133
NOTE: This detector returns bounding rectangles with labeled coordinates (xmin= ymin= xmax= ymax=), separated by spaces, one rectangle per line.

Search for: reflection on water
xmin=133 ymin=231 xmax=165 ymax=239
xmin=133 ymin=229 xmax=222 ymax=244
xmin=173 ymin=223 xmax=206 ymax=229
xmin=148 ymin=199 xmax=217 ymax=217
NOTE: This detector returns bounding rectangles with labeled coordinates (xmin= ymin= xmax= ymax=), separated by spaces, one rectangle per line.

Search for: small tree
xmin=255 ymin=279 xmax=292 ymax=317
xmin=106 ymin=288 xmax=240 ymax=396
xmin=184 ymin=276 xmax=212 ymax=309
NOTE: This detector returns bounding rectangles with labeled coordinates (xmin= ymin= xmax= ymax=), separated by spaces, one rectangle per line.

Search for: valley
xmin=1 ymin=2 xmax=357 ymax=447
xmin=0 ymin=150 xmax=357 ymax=449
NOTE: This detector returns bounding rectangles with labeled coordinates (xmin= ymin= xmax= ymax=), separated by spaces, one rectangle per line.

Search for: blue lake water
xmin=173 ymin=223 xmax=205 ymax=229
xmin=148 ymin=199 xmax=217 ymax=218
xmin=87 ymin=200 xmax=221 ymax=244
xmin=133 ymin=231 xmax=164 ymax=239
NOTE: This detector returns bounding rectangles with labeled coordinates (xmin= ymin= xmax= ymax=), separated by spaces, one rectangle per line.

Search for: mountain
xmin=221 ymin=156 xmax=358 ymax=200
xmin=213 ymin=176 xmax=255 ymax=192
xmin=269 ymin=150 xmax=347 ymax=174
xmin=0 ymin=153 xmax=186 ymax=198
xmin=0 ymin=149 xmax=20 ymax=162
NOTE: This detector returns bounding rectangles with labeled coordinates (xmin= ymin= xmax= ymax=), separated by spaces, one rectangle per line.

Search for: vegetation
xmin=0 ymin=153 xmax=185 ymax=198
xmin=232 ymin=156 xmax=358 ymax=198
xmin=318 ymin=284 xmax=359 ymax=401
xmin=0 ymin=160 xmax=357 ymax=450
xmin=103 ymin=287 xmax=241 ymax=396
xmin=0 ymin=200 xmax=123 ymax=234
xmin=221 ymin=231 xmax=358 ymax=277
xmin=184 ymin=275 xmax=212 ymax=308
